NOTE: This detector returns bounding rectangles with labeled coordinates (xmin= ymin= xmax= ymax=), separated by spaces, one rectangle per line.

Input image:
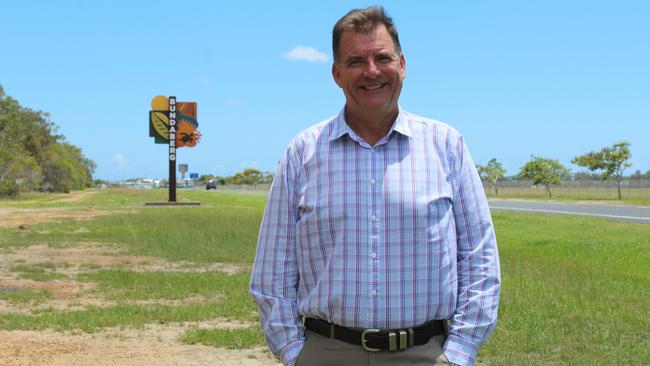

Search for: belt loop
xmin=398 ymin=330 xmax=407 ymax=350
xmin=407 ymin=328 xmax=414 ymax=347
xmin=330 ymin=323 xmax=335 ymax=338
xmin=388 ymin=332 xmax=397 ymax=351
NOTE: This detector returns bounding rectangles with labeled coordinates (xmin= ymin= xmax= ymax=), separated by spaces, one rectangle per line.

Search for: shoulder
xmin=403 ymin=111 xmax=460 ymax=135
xmin=402 ymin=110 xmax=464 ymax=144
xmin=293 ymin=115 xmax=336 ymax=142
xmin=285 ymin=114 xmax=338 ymax=154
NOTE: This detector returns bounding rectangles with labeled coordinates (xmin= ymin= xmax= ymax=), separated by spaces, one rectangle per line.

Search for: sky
xmin=2 ymin=0 xmax=649 ymax=180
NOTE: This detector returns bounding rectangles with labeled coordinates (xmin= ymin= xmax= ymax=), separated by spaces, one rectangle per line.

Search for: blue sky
xmin=2 ymin=1 xmax=649 ymax=180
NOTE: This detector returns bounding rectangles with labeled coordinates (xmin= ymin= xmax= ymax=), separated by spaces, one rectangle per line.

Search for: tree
xmin=0 ymin=84 xmax=95 ymax=196
xmin=518 ymin=156 xmax=570 ymax=197
xmin=0 ymin=142 xmax=42 ymax=196
xmin=198 ymin=174 xmax=215 ymax=184
xmin=627 ymin=170 xmax=650 ymax=180
xmin=572 ymin=141 xmax=632 ymax=199
xmin=476 ymin=158 xmax=507 ymax=196
xmin=222 ymin=168 xmax=274 ymax=185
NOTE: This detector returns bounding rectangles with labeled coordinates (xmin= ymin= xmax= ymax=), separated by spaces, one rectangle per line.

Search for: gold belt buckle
xmin=361 ymin=329 xmax=381 ymax=352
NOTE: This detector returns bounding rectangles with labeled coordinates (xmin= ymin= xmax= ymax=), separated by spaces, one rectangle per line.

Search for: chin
xmin=362 ymin=102 xmax=392 ymax=111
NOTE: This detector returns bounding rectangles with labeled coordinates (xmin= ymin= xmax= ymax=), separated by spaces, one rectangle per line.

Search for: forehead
xmin=338 ymin=25 xmax=397 ymax=57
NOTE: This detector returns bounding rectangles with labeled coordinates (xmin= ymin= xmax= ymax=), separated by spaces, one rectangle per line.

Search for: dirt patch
xmin=1 ymin=243 xmax=136 ymax=268
xmin=0 ymin=244 xmax=246 ymax=275
xmin=0 ymin=243 xmax=247 ymax=314
xmin=49 ymin=190 xmax=98 ymax=204
xmin=0 ymin=207 xmax=127 ymax=229
xmin=0 ymin=320 xmax=281 ymax=366
xmin=0 ymin=207 xmax=267 ymax=366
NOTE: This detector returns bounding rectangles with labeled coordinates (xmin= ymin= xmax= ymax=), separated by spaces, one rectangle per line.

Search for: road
xmin=488 ymin=199 xmax=650 ymax=223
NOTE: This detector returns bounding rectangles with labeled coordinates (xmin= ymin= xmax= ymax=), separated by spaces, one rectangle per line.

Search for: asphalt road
xmin=488 ymin=199 xmax=650 ymax=223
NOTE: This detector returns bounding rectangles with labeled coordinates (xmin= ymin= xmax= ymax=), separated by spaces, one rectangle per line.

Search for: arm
xmin=444 ymin=136 xmax=501 ymax=366
xmin=249 ymin=146 xmax=304 ymax=366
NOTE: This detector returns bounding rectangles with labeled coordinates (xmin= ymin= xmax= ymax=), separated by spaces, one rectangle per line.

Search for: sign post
xmin=168 ymin=96 xmax=177 ymax=202
xmin=147 ymin=95 xmax=202 ymax=206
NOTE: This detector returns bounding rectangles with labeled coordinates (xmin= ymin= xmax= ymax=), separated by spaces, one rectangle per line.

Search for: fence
xmin=213 ymin=184 xmax=272 ymax=193
xmin=486 ymin=179 xmax=650 ymax=200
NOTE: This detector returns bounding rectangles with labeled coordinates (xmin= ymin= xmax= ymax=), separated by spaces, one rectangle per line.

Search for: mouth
xmin=361 ymin=83 xmax=386 ymax=91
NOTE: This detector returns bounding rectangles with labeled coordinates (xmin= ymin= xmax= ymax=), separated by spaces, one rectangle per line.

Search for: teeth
xmin=364 ymin=84 xmax=383 ymax=90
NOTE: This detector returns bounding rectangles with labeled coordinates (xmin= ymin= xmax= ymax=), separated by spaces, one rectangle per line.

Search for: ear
xmin=332 ymin=62 xmax=343 ymax=88
xmin=399 ymin=53 xmax=406 ymax=80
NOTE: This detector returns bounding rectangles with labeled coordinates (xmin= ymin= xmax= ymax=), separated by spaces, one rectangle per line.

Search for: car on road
xmin=206 ymin=179 xmax=217 ymax=190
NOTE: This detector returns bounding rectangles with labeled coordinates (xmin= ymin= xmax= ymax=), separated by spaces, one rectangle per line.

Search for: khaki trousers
xmin=296 ymin=330 xmax=451 ymax=366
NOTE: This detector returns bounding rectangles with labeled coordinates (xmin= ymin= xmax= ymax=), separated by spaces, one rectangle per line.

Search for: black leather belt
xmin=304 ymin=317 xmax=446 ymax=352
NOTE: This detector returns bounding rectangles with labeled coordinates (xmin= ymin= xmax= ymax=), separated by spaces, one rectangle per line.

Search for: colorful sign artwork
xmin=149 ymin=95 xmax=201 ymax=148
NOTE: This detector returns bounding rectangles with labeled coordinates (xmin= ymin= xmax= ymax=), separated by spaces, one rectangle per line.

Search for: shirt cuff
xmin=280 ymin=339 xmax=305 ymax=366
xmin=443 ymin=335 xmax=479 ymax=366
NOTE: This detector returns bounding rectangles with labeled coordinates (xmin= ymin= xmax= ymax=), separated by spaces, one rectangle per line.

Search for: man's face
xmin=332 ymin=24 xmax=406 ymax=120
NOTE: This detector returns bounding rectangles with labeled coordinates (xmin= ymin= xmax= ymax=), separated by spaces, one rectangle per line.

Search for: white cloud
xmin=282 ymin=46 xmax=329 ymax=63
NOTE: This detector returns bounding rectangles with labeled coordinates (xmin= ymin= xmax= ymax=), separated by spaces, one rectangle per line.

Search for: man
xmin=250 ymin=6 xmax=500 ymax=366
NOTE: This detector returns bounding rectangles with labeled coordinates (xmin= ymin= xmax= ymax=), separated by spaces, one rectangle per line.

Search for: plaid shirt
xmin=250 ymin=108 xmax=500 ymax=366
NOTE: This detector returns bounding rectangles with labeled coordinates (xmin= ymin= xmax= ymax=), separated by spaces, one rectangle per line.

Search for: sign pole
xmin=168 ymin=96 xmax=177 ymax=202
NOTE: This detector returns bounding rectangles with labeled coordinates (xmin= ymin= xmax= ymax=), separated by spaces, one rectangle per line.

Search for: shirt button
xmin=370 ymin=214 xmax=377 ymax=221
xmin=371 ymin=252 xmax=377 ymax=258
xmin=371 ymin=290 xmax=377 ymax=296
xmin=370 ymin=178 xmax=376 ymax=185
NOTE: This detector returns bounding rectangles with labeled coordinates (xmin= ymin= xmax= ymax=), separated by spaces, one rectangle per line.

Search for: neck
xmin=345 ymin=106 xmax=399 ymax=146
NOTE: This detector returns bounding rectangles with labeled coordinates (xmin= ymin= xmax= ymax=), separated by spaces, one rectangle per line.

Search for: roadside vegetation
xmin=477 ymin=142 xmax=646 ymax=203
xmin=485 ymin=188 xmax=650 ymax=206
xmin=0 ymin=85 xmax=95 ymax=197
xmin=0 ymin=188 xmax=648 ymax=365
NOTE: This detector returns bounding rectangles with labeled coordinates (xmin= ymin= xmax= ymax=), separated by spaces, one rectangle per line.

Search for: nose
xmin=363 ymin=59 xmax=380 ymax=78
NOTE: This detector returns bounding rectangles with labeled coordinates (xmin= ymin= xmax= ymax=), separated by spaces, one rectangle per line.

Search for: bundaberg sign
xmin=149 ymin=95 xmax=201 ymax=202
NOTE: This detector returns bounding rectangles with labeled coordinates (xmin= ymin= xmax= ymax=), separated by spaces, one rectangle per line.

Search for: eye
xmin=347 ymin=59 xmax=363 ymax=67
xmin=376 ymin=55 xmax=393 ymax=63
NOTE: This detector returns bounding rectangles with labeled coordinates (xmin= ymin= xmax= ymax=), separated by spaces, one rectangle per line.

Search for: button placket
xmin=369 ymin=145 xmax=383 ymax=307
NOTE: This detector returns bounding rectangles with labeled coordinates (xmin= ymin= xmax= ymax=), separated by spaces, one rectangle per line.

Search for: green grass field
xmin=0 ymin=188 xmax=648 ymax=365
xmin=487 ymin=187 xmax=650 ymax=206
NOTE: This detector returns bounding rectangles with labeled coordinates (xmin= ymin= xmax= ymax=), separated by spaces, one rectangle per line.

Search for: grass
xmin=487 ymin=188 xmax=650 ymax=206
xmin=0 ymin=188 xmax=649 ymax=364
xmin=0 ymin=303 xmax=230 ymax=333
xmin=0 ymin=288 xmax=53 ymax=304
xmin=479 ymin=211 xmax=650 ymax=365
xmin=0 ymin=190 xmax=264 ymax=263
xmin=10 ymin=264 xmax=69 ymax=281
xmin=78 ymin=270 xmax=255 ymax=312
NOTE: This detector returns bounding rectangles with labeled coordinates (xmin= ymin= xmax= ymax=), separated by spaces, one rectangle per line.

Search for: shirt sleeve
xmin=444 ymin=135 xmax=501 ymax=366
xmin=249 ymin=145 xmax=305 ymax=366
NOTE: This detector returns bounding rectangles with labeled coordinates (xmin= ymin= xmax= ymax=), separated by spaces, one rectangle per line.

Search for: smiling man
xmin=250 ymin=6 xmax=500 ymax=366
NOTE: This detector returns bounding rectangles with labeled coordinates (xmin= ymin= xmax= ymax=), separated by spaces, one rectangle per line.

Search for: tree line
xmin=0 ymin=85 xmax=95 ymax=197
xmin=477 ymin=141 xmax=643 ymax=199
xmin=198 ymin=168 xmax=274 ymax=186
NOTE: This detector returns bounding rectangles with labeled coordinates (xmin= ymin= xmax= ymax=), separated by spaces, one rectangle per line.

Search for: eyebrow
xmin=343 ymin=49 xmax=394 ymax=62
